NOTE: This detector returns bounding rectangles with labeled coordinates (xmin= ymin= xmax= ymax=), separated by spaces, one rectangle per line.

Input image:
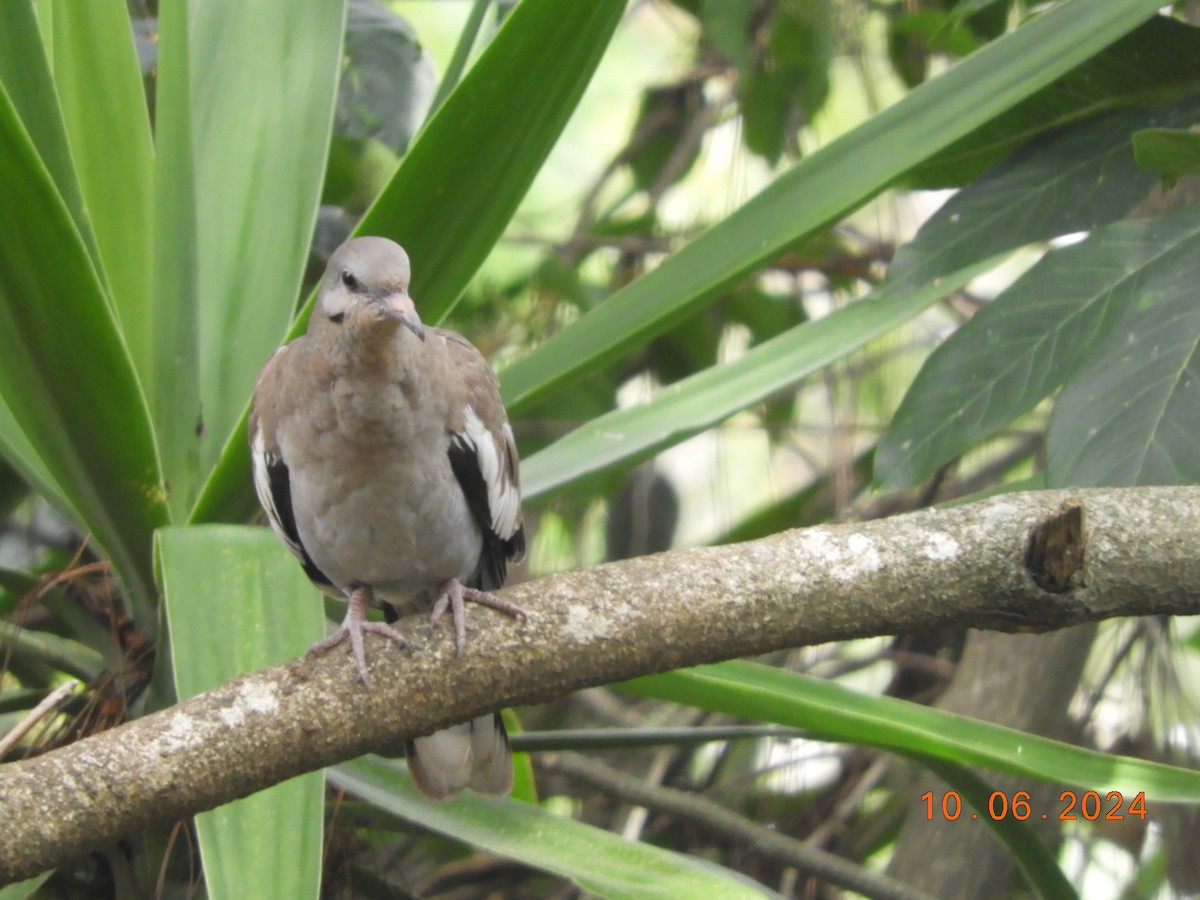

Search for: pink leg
xmin=429 ymin=579 xmax=526 ymax=655
xmin=309 ymin=584 xmax=410 ymax=686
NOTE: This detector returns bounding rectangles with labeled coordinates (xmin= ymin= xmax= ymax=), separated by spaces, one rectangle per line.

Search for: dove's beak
xmin=382 ymin=290 xmax=426 ymax=341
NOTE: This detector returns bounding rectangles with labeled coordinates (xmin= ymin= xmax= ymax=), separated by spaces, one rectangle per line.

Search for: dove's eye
xmin=340 ymin=270 xmax=361 ymax=291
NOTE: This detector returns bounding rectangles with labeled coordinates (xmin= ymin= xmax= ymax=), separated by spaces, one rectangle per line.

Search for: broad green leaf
xmin=521 ymin=262 xmax=990 ymax=500
xmin=158 ymin=525 xmax=326 ymax=900
xmin=331 ymin=755 xmax=769 ymax=900
xmin=500 ymin=0 xmax=1167 ymax=414
xmin=357 ymin=0 xmax=626 ymax=322
xmin=621 ymin=661 xmax=1200 ymax=801
xmin=51 ymin=0 xmax=154 ymax=374
xmin=878 ymin=204 xmax=1200 ymax=491
xmin=190 ymin=0 xmax=626 ymax=525
xmin=0 ymin=0 xmax=90 ymax=253
xmin=150 ymin=0 xmax=203 ymax=523
xmin=909 ymin=15 xmax=1200 ymax=188
xmin=887 ymin=98 xmax=1200 ymax=293
xmin=0 ymin=82 xmax=166 ymax=622
xmin=192 ymin=1 xmax=346 ymax=496
xmin=1046 ymin=214 xmax=1200 ymax=487
xmin=1132 ymin=127 xmax=1200 ymax=187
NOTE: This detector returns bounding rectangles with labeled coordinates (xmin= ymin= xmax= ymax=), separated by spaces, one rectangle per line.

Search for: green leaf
xmin=423 ymin=0 xmax=490 ymax=122
xmin=521 ymin=262 xmax=989 ymax=501
xmin=878 ymin=204 xmax=1200 ymax=491
xmin=158 ymin=525 xmax=327 ymax=900
xmin=187 ymin=0 xmax=347 ymax=510
xmin=739 ymin=0 xmax=833 ymax=164
xmin=0 ymin=81 xmax=166 ymax=622
xmin=888 ymin=98 xmax=1200 ymax=293
xmin=0 ymin=872 xmax=52 ymax=900
xmin=500 ymin=0 xmax=1167 ymax=414
xmin=331 ymin=755 xmax=769 ymax=899
xmin=626 ymin=83 xmax=705 ymax=192
xmin=357 ymin=0 xmax=626 ymax=322
xmin=0 ymin=397 xmax=71 ymax=521
xmin=2 ymin=625 xmax=105 ymax=682
xmin=909 ymin=15 xmax=1200 ymax=188
xmin=702 ymin=0 xmax=755 ymax=72
xmin=1046 ymin=208 xmax=1200 ymax=487
xmin=0 ymin=0 xmax=91 ymax=254
xmin=149 ymin=0 xmax=203 ymax=523
xmin=621 ymin=661 xmax=1200 ymax=801
xmin=1132 ymin=126 xmax=1200 ymax=187
xmin=51 ymin=0 xmax=154 ymax=378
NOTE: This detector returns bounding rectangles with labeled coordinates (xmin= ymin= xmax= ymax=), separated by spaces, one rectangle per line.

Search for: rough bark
xmin=2 ymin=487 xmax=1199 ymax=883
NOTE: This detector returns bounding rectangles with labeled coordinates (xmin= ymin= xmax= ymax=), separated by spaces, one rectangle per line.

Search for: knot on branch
xmin=1024 ymin=500 xmax=1087 ymax=593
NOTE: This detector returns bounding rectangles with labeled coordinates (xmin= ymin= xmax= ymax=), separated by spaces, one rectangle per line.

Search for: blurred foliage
xmin=3 ymin=0 xmax=1200 ymax=897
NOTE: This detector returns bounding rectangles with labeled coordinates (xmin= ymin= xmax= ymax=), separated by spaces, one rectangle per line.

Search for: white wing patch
xmin=461 ymin=407 xmax=522 ymax=540
xmin=251 ymin=426 xmax=305 ymax=562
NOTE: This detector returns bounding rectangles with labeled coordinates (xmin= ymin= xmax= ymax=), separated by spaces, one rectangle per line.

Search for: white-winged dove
xmin=249 ymin=236 xmax=526 ymax=798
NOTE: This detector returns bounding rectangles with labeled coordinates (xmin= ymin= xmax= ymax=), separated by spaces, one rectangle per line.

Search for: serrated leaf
xmin=878 ymin=205 xmax=1200 ymax=491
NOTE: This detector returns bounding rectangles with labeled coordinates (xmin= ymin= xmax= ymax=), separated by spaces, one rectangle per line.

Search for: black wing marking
xmin=447 ymin=433 xmax=513 ymax=592
xmin=252 ymin=430 xmax=336 ymax=593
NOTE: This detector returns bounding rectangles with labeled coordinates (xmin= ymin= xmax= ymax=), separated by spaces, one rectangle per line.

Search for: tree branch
xmin=3 ymin=487 xmax=1200 ymax=883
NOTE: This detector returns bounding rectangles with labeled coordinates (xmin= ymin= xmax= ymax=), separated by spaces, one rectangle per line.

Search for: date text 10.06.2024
xmin=921 ymin=789 xmax=1146 ymax=822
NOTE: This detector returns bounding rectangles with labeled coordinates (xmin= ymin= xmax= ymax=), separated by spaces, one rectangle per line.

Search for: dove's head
xmin=315 ymin=236 xmax=426 ymax=343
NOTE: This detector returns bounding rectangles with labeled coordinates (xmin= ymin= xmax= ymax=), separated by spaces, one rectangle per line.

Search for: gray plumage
xmin=249 ymin=236 xmax=525 ymax=798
